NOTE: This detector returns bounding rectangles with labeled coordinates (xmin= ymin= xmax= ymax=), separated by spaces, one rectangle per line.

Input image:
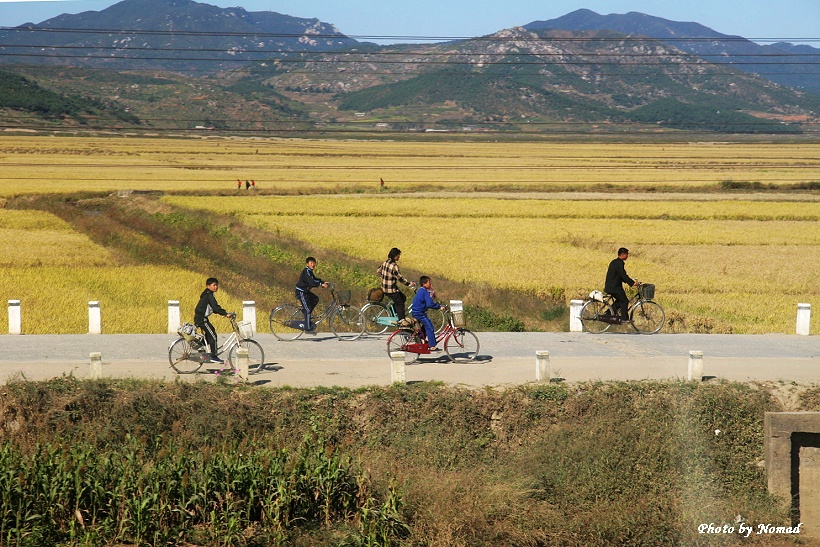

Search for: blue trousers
xmin=415 ymin=314 xmax=437 ymax=349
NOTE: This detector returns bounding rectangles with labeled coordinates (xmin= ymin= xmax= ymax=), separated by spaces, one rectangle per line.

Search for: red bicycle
xmin=386 ymin=309 xmax=480 ymax=364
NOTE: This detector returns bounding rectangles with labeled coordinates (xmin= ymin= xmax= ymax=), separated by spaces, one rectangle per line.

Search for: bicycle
xmin=578 ymin=283 xmax=665 ymax=334
xmin=360 ymin=288 xmax=446 ymax=335
xmin=269 ymin=282 xmax=364 ymax=341
xmin=168 ymin=315 xmax=266 ymax=374
xmin=386 ymin=307 xmax=480 ymax=364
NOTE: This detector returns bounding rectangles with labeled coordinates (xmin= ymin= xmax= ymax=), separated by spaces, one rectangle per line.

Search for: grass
xmin=0 ymin=376 xmax=808 ymax=546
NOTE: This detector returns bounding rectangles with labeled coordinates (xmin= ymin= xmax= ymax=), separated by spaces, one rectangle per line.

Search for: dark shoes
xmin=209 ymin=355 xmax=224 ymax=364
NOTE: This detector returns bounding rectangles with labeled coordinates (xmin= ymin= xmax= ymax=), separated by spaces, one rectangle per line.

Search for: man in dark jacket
xmin=194 ymin=277 xmax=234 ymax=364
xmin=296 ymin=257 xmax=328 ymax=333
xmin=605 ymin=247 xmax=637 ymax=323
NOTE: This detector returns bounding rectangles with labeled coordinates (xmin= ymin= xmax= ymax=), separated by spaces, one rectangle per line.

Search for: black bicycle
xmin=579 ymin=283 xmax=665 ymax=334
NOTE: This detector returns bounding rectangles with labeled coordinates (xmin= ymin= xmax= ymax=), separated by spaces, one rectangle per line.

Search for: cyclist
xmin=377 ymin=247 xmax=416 ymax=320
xmin=296 ymin=256 xmax=328 ymax=333
xmin=605 ymin=247 xmax=638 ymax=324
xmin=411 ymin=276 xmax=446 ymax=352
xmin=194 ymin=277 xmax=235 ymax=364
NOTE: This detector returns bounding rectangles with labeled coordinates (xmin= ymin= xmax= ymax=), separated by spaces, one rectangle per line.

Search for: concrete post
xmin=89 ymin=352 xmax=102 ymax=379
xmin=88 ymin=301 xmax=101 ymax=334
xmin=168 ymin=300 xmax=181 ymax=334
xmin=536 ymin=350 xmax=551 ymax=383
xmin=243 ymin=301 xmax=256 ymax=336
xmin=688 ymin=350 xmax=704 ymax=381
xmin=569 ymin=300 xmax=584 ymax=332
xmin=8 ymin=300 xmax=21 ymax=335
xmin=797 ymin=303 xmax=811 ymax=336
xmin=235 ymin=347 xmax=249 ymax=382
xmin=390 ymin=351 xmax=406 ymax=384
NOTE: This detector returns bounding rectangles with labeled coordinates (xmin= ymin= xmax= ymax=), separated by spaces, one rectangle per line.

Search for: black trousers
xmin=610 ymin=288 xmax=629 ymax=320
xmin=386 ymin=291 xmax=407 ymax=320
xmin=296 ymin=290 xmax=320 ymax=329
xmin=196 ymin=319 xmax=218 ymax=358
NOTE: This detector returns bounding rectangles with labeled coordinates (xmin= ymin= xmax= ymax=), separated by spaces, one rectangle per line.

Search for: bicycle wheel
xmin=168 ymin=338 xmax=203 ymax=374
xmin=429 ymin=307 xmax=447 ymax=334
xmin=269 ymin=304 xmax=305 ymax=341
xmin=361 ymin=302 xmax=392 ymax=335
xmin=579 ymin=300 xmax=612 ymax=334
xmin=387 ymin=329 xmax=421 ymax=364
xmin=331 ymin=305 xmax=365 ymax=341
xmin=228 ymin=339 xmax=266 ymax=374
xmin=630 ymin=300 xmax=666 ymax=334
xmin=444 ymin=329 xmax=480 ymax=362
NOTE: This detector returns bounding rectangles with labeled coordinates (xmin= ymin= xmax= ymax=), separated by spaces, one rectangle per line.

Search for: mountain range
xmin=0 ymin=0 xmax=818 ymax=135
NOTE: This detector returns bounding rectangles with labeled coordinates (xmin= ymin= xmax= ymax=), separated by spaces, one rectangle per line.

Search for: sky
xmin=0 ymin=0 xmax=818 ymax=46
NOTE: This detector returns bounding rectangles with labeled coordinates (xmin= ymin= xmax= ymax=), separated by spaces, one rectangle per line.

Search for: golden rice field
xmin=1 ymin=135 xmax=819 ymax=334
xmin=164 ymin=195 xmax=820 ymax=334
xmin=0 ymin=209 xmax=247 ymax=334
xmin=1 ymin=135 xmax=819 ymax=195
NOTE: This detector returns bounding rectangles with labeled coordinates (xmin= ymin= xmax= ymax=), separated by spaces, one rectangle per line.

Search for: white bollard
xmin=569 ymin=300 xmax=584 ymax=332
xmin=536 ymin=350 xmax=551 ymax=383
xmin=235 ymin=347 xmax=249 ymax=381
xmin=796 ymin=303 xmax=811 ymax=336
xmin=89 ymin=352 xmax=102 ymax=379
xmin=390 ymin=351 xmax=406 ymax=384
xmin=88 ymin=301 xmax=101 ymax=334
xmin=688 ymin=350 xmax=704 ymax=381
xmin=8 ymin=300 xmax=21 ymax=335
xmin=168 ymin=300 xmax=181 ymax=334
xmin=243 ymin=301 xmax=257 ymax=336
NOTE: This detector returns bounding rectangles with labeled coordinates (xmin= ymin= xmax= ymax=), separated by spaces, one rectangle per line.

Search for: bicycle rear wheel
xmin=579 ymin=300 xmax=612 ymax=334
xmin=168 ymin=338 xmax=203 ymax=374
xmin=444 ymin=329 xmax=480 ymax=362
xmin=361 ymin=302 xmax=392 ymax=335
xmin=228 ymin=339 xmax=266 ymax=374
xmin=331 ymin=305 xmax=365 ymax=341
xmin=630 ymin=300 xmax=666 ymax=334
xmin=386 ymin=329 xmax=421 ymax=364
xmin=269 ymin=304 xmax=305 ymax=341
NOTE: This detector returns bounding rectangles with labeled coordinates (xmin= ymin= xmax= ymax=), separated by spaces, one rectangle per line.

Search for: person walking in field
xmin=605 ymin=247 xmax=638 ymax=324
xmin=412 ymin=276 xmax=445 ymax=352
xmin=378 ymin=247 xmax=415 ymax=320
xmin=296 ymin=256 xmax=328 ymax=333
xmin=194 ymin=277 xmax=235 ymax=364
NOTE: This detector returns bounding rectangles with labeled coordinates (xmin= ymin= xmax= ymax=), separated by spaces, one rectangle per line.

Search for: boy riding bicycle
xmin=194 ymin=277 xmax=235 ymax=364
xmin=411 ymin=276 xmax=446 ymax=352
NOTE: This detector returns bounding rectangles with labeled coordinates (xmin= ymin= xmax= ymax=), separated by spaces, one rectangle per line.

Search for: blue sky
xmin=1 ymin=0 xmax=818 ymax=45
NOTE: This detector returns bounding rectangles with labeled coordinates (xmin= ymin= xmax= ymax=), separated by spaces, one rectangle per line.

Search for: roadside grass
xmin=0 ymin=377 xmax=799 ymax=546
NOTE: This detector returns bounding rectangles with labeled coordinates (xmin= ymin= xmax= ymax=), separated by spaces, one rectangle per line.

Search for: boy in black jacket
xmin=194 ymin=277 xmax=235 ymax=364
xmin=295 ymin=257 xmax=328 ymax=333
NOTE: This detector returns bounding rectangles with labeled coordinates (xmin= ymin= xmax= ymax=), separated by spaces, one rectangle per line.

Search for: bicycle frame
xmin=579 ymin=284 xmax=665 ymax=334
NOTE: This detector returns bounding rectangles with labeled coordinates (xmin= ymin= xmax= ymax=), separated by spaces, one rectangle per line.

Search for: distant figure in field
xmin=251 ymin=180 xmax=256 ymax=189
xmin=237 ymin=179 xmax=242 ymax=189
xmin=380 ymin=178 xmax=385 ymax=189
xmin=245 ymin=180 xmax=251 ymax=190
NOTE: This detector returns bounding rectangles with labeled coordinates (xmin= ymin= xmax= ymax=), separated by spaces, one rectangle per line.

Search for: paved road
xmin=0 ymin=331 xmax=817 ymax=388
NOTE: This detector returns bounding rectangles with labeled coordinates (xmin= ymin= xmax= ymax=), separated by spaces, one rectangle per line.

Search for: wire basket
xmin=449 ymin=300 xmax=466 ymax=327
xmin=337 ymin=290 xmax=352 ymax=306
xmin=237 ymin=320 xmax=254 ymax=340
xmin=641 ymin=284 xmax=655 ymax=300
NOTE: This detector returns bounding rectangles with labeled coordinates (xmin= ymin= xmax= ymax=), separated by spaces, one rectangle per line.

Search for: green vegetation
xmin=629 ymin=99 xmax=800 ymax=133
xmin=1 ymin=376 xmax=809 ymax=545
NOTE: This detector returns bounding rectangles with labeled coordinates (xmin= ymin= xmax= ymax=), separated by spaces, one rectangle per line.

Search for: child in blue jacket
xmin=411 ymin=276 xmax=446 ymax=351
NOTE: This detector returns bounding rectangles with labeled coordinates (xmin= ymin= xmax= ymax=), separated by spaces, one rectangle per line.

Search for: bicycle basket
xmin=177 ymin=322 xmax=198 ymax=342
xmin=641 ymin=284 xmax=655 ymax=300
xmin=337 ymin=290 xmax=352 ymax=306
xmin=449 ymin=300 xmax=466 ymax=327
xmin=589 ymin=290 xmax=605 ymax=302
xmin=237 ymin=320 xmax=254 ymax=340
xmin=367 ymin=288 xmax=384 ymax=303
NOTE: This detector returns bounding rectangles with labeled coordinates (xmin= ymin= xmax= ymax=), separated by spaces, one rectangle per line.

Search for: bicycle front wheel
xmin=579 ymin=300 xmax=612 ymax=334
xmin=228 ymin=339 xmax=266 ymax=374
xmin=429 ymin=307 xmax=447 ymax=334
xmin=630 ymin=300 xmax=666 ymax=334
xmin=168 ymin=338 xmax=203 ymax=374
xmin=387 ymin=329 xmax=421 ymax=364
xmin=331 ymin=306 xmax=365 ymax=341
xmin=269 ymin=304 xmax=305 ymax=341
xmin=444 ymin=329 xmax=480 ymax=362
xmin=361 ymin=302 xmax=391 ymax=335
